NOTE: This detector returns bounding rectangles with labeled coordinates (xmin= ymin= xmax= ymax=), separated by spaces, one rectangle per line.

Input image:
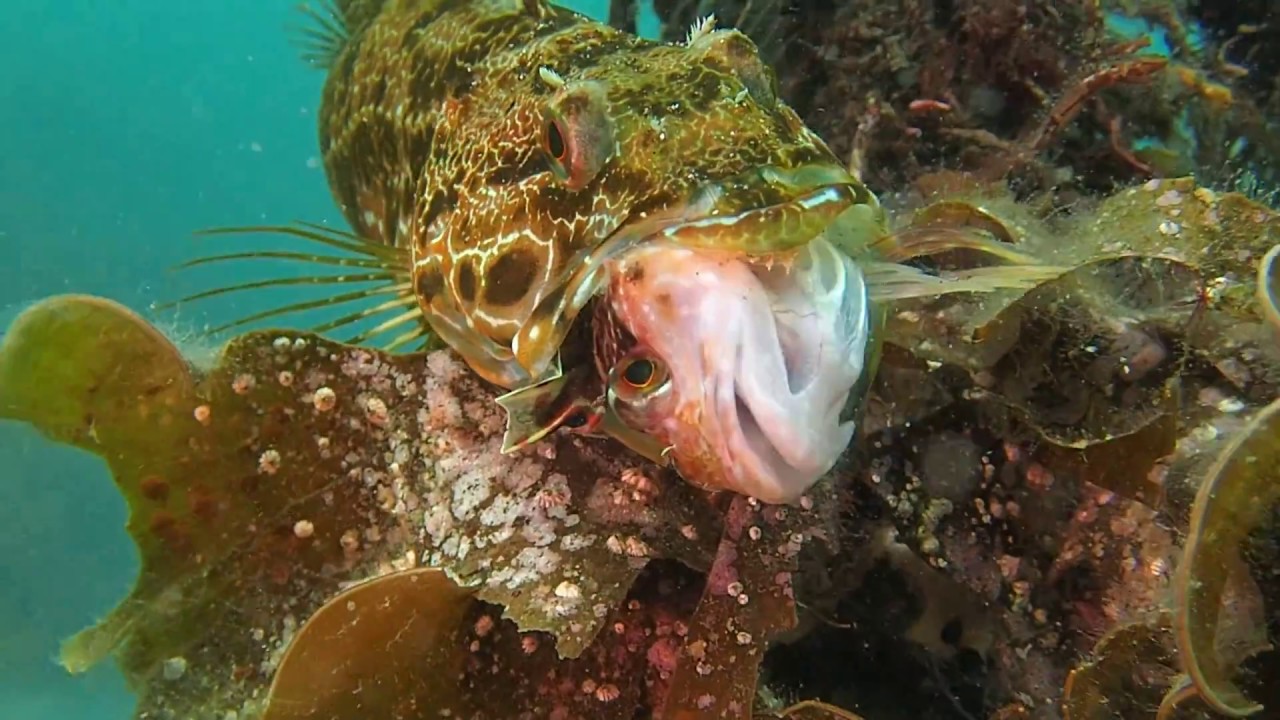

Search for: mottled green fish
xmin=182 ymin=0 xmax=1057 ymax=504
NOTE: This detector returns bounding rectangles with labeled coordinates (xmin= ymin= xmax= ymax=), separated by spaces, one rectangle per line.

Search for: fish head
xmin=577 ymin=28 xmax=885 ymax=503
xmin=447 ymin=21 xmax=885 ymax=500
xmin=428 ymin=21 xmax=882 ymax=382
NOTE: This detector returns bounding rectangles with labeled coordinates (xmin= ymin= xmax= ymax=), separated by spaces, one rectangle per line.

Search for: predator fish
xmin=180 ymin=0 xmax=1059 ymax=504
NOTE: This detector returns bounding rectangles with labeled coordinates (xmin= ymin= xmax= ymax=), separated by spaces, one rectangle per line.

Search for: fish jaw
xmin=605 ymin=233 xmax=873 ymax=505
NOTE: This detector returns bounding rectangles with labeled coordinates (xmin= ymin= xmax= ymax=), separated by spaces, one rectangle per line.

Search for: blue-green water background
xmin=0 ymin=2 xmax=660 ymax=717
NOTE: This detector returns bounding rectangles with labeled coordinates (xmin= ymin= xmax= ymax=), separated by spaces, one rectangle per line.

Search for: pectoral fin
xmin=495 ymin=357 xmax=570 ymax=453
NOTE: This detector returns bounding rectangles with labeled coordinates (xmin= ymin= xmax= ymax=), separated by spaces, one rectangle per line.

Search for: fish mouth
xmin=606 ymin=221 xmax=874 ymax=505
xmin=512 ymin=164 xmax=878 ymax=382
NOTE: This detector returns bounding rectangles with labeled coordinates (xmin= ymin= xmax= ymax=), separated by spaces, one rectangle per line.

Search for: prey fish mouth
xmin=605 ymin=230 xmax=873 ymax=504
xmin=594 ymin=167 xmax=880 ymax=503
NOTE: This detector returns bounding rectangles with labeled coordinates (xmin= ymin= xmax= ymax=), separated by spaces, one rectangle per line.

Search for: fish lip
xmin=514 ymin=168 xmax=866 ymax=395
xmin=633 ymin=177 xmax=867 ymax=249
xmin=605 ymin=162 xmax=867 ymax=251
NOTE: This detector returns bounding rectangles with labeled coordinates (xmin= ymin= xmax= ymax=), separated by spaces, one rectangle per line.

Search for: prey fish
xmin=175 ymin=0 xmax=1064 ymax=504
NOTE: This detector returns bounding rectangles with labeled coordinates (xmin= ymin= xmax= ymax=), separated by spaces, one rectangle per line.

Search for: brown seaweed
xmin=0 ymin=295 xmax=723 ymax=718
xmin=1062 ymin=613 xmax=1181 ymax=720
xmin=1169 ymin=396 xmax=1280 ymax=717
xmin=262 ymin=568 xmax=475 ymax=719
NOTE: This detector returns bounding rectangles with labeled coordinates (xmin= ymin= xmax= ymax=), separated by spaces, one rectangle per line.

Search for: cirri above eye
xmin=540 ymin=79 xmax=616 ymax=191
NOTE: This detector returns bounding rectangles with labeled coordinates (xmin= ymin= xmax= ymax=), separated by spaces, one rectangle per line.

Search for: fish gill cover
xmin=6 ymin=0 xmax=1280 ymax=719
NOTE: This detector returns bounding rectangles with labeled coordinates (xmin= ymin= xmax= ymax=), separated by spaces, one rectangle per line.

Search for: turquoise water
xmin=0 ymin=1 xmax=646 ymax=716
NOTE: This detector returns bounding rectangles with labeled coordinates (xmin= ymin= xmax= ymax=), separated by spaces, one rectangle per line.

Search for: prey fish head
xmin=596 ymin=225 xmax=877 ymax=506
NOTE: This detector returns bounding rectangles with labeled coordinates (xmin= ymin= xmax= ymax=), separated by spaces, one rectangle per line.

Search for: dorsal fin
xmin=290 ymin=0 xmax=400 ymax=70
xmin=292 ymin=1 xmax=351 ymax=69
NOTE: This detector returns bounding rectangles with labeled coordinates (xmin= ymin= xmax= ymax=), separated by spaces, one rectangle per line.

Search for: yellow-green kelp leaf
xmin=0 ymin=295 xmax=719 ymax=719
xmin=1083 ymin=178 xmax=1280 ymax=393
xmin=1256 ymin=244 xmax=1280 ymax=339
xmin=904 ymin=199 xmax=1026 ymax=246
xmin=886 ymin=178 xmax=1280 ymax=398
xmin=1172 ymin=396 xmax=1280 ymax=717
xmin=886 ymin=252 xmax=1200 ymax=379
xmin=1062 ymin=613 xmax=1180 ymax=720
xmin=1036 ymin=403 xmax=1179 ymax=503
xmin=262 ymin=567 xmax=475 ymax=720
xmin=1084 ymin=177 xmax=1280 ymax=322
xmin=965 ymin=255 xmax=1199 ymax=449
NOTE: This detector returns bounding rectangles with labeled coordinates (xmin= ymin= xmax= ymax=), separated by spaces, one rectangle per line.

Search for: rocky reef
xmin=626 ymin=0 xmax=1280 ymax=203
xmin=7 ymin=1 xmax=1280 ymax=719
xmin=8 ymin=172 xmax=1280 ymax=719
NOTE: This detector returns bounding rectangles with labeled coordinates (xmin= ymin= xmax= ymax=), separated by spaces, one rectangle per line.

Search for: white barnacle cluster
xmin=405 ymin=351 xmax=605 ymax=625
xmin=1136 ymin=177 xmax=1228 ymax=247
xmin=260 ymin=342 xmax=634 ymax=640
xmin=237 ymin=342 xmax=426 ymax=579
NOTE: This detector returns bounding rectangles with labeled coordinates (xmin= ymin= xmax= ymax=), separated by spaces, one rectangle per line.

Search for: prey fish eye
xmin=621 ymin=357 xmax=656 ymax=388
xmin=607 ymin=351 xmax=671 ymax=402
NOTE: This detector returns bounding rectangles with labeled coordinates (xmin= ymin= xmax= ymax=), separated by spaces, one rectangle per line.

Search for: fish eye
xmin=609 ymin=351 xmax=669 ymax=399
xmin=544 ymin=117 xmax=568 ymax=163
xmin=621 ymin=357 xmax=656 ymax=388
xmin=561 ymin=408 xmax=588 ymax=428
xmin=538 ymin=80 xmax=615 ymax=191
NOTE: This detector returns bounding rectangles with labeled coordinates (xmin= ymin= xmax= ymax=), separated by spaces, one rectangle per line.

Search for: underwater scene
xmin=6 ymin=0 xmax=1280 ymax=718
